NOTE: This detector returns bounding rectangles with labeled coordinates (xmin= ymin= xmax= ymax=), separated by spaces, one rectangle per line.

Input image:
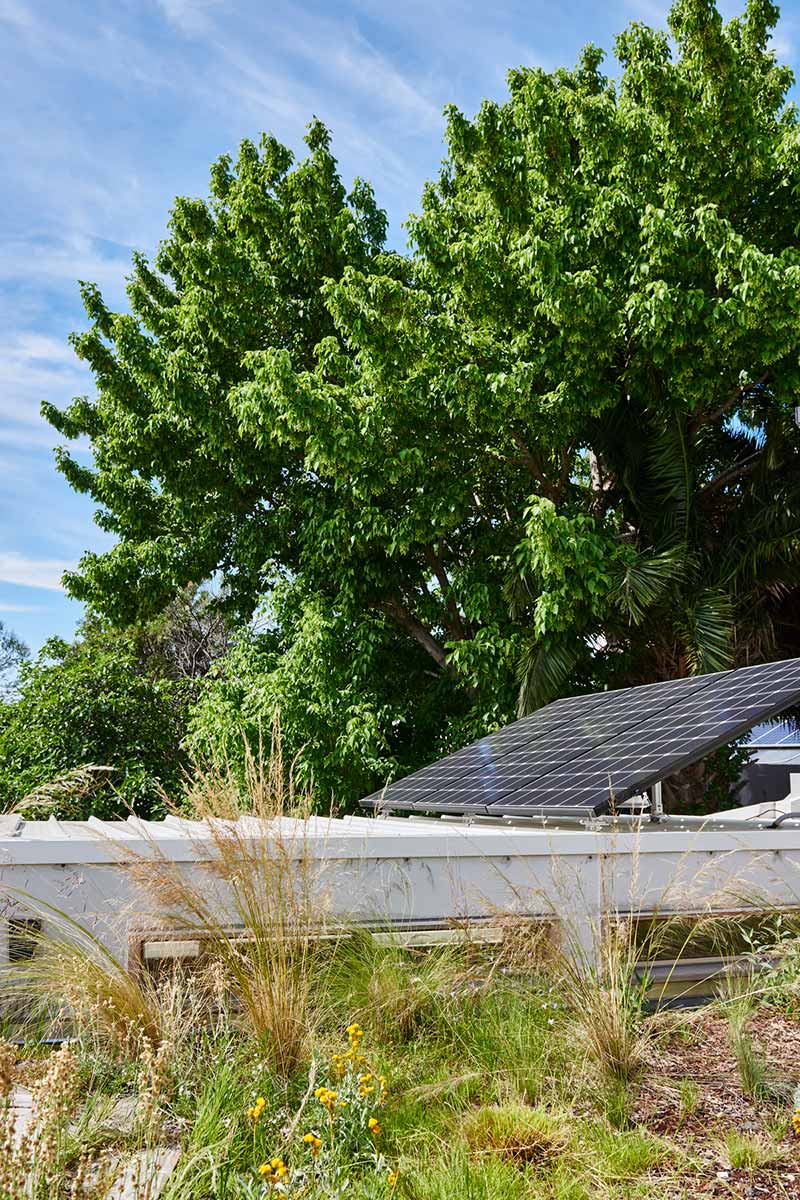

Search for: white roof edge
xmin=0 ymin=814 xmax=23 ymax=838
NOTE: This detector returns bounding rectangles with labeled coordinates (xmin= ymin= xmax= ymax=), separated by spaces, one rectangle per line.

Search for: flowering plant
xmin=245 ymin=1023 xmax=398 ymax=1196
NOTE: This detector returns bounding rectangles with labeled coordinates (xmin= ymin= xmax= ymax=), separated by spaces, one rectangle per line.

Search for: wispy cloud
xmin=0 ymin=552 xmax=75 ymax=591
xmin=0 ymin=327 xmax=91 ymax=445
xmin=0 ymin=602 xmax=41 ymax=613
xmin=155 ymin=0 xmax=222 ymax=37
xmin=1 ymin=0 xmax=797 ymax=658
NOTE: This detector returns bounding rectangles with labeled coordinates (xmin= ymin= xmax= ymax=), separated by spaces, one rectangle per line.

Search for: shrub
xmin=0 ymin=637 xmax=186 ymax=818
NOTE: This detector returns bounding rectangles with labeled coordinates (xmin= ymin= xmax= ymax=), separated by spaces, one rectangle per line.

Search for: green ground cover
xmin=3 ymin=916 xmax=800 ymax=1198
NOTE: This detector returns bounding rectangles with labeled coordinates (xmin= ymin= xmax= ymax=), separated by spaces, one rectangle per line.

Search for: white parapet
xmin=1 ymin=811 xmax=800 ymax=969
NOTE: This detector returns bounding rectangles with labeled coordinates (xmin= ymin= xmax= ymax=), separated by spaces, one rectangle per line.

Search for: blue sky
xmin=2 ymin=0 xmax=799 ymax=657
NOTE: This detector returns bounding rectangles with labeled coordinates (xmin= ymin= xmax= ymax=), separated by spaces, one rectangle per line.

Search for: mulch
xmin=632 ymin=1007 xmax=800 ymax=1197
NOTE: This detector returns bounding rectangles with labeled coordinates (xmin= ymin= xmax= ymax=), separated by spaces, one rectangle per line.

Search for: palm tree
xmin=513 ymin=385 xmax=800 ymax=781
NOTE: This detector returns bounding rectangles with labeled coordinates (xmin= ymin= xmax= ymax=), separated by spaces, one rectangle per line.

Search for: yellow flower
xmin=332 ymin=1052 xmax=346 ymax=1079
xmin=303 ymin=1131 xmax=323 ymax=1156
xmin=258 ymin=1157 xmax=289 ymax=1186
xmin=347 ymin=1022 xmax=364 ymax=1053
xmin=248 ymin=1095 xmax=267 ymax=1123
xmin=368 ymin=1116 xmax=382 ymax=1137
xmin=315 ymin=1086 xmax=339 ymax=1112
xmin=793 ymin=1108 xmax=800 ymax=1136
xmin=388 ymin=1169 xmax=399 ymax=1189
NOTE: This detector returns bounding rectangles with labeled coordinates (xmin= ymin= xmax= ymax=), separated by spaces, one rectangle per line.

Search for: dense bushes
xmin=0 ymin=635 xmax=187 ymax=819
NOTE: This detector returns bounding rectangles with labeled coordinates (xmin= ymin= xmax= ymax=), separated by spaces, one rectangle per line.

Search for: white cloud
xmin=155 ymin=0 xmax=221 ymax=36
xmin=0 ymin=552 xmax=75 ymax=591
xmin=0 ymin=327 xmax=92 ymax=445
xmin=770 ymin=31 xmax=795 ymax=64
xmin=0 ymin=603 xmax=41 ymax=613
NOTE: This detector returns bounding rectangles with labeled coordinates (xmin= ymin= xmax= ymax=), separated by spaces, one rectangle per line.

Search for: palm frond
xmin=723 ymin=523 xmax=800 ymax=589
xmin=516 ymin=637 xmax=582 ymax=716
xmin=677 ymin=588 xmax=735 ymax=676
xmin=503 ymin=561 xmax=538 ymax=620
xmin=610 ymin=545 xmax=690 ymax=625
xmin=643 ymin=414 xmax=693 ymax=543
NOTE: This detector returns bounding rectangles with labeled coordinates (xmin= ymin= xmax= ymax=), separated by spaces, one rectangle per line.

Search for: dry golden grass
xmin=117 ymin=726 xmax=334 ymax=1077
xmin=4 ymin=897 xmax=165 ymax=1052
xmin=0 ymin=1043 xmax=81 ymax=1200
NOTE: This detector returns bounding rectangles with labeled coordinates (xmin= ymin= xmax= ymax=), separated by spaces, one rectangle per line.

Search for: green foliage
xmin=44 ymin=1 xmax=800 ymax=810
xmin=186 ymin=581 xmax=471 ymax=809
xmin=11 ymin=922 xmax=800 ymax=1198
xmin=0 ymin=633 xmax=187 ymax=818
xmin=700 ymin=738 xmax=753 ymax=812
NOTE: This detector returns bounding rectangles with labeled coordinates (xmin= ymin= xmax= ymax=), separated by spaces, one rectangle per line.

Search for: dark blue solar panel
xmin=360 ymin=659 xmax=800 ymax=818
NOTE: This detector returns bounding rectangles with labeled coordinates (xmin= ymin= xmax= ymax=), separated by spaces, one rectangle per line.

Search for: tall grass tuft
xmin=123 ymin=725 xmax=330 ymax=1077
xmin=552 ymin=916 xmax=650 ymax=1096
xmin=3 ymin=896 xmax=165 ymax=1051
xmin=324 ymin=931 xmax=469 ymax=1044
xmin=4 ymin=722 xmax=329 ymax=1081
xmin=537 ymin=832 xmax=788 ymax=1120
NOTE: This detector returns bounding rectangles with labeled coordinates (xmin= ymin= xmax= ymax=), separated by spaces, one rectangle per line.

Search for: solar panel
xmin=749 ymin=721 xmax=800 ymax=747
xmin=360 ymin=658 xmax=800 ymax=819
xmin=358 ymin=687 xmax=620 ymax=811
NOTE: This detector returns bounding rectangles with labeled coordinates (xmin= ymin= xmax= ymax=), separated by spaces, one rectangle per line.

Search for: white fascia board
xmin=2 ymin=818 xmax=800 ymax=866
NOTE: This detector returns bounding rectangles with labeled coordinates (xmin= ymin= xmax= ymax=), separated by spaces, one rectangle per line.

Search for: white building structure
xmin=2 ymin=792 xmax=800 ymax=977
xmin=3 ymin=660 xmax=800 ymax=992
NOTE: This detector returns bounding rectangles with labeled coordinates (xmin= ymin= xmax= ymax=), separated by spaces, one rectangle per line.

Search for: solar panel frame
xmin=360 ymin=658 xmax=800 ymax=820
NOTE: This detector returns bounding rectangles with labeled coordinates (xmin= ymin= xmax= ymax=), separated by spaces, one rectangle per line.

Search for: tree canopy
xmin=44 ymin=0 xmax=800 ymax=809
xmin=0 ymin=633 xmax=185 ymax=818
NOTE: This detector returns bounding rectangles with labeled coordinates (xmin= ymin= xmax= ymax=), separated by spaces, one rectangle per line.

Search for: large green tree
xmin=0 ymin=634 xmax=185 ymax=818
xmin=47 ymin=0 xmax=800 ymax=807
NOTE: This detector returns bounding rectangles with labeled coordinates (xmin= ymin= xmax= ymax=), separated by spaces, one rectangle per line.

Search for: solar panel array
xmin=360 ymin=658 xmax=800 ymax=818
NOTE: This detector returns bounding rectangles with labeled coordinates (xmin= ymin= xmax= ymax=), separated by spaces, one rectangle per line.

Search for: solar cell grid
xmin=367 ymin=671 xmax=728 ymax=813
xmin=497 ymin=659 xmax=800 ymax=815
xmin=495 ymin=665 xmax=800 ymax=813
xmin=360 ymin=658 xmax=800 ymax=819
xmin=359 ymin=686 xmax=621 ymax=808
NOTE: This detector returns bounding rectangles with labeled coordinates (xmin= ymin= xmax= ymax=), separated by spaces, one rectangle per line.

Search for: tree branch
xmin=688 ymin=372 xmax=771 ymax=435
xmin=423 ymin=545 xmax=468 ymax=641
xmin=510 ymin=432 xmax=564 ymax=501
xmin=374 ymin=598 xmax=448 ymax=669
xmin=699 ymin=451 xmax=763 ymax=499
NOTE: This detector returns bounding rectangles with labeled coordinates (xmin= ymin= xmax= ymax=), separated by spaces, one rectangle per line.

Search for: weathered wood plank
xmin=106 ymin=1147 xmax=181 ymax=1199
xmin=9 ymin=1084 xmax=33 ymax=1148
